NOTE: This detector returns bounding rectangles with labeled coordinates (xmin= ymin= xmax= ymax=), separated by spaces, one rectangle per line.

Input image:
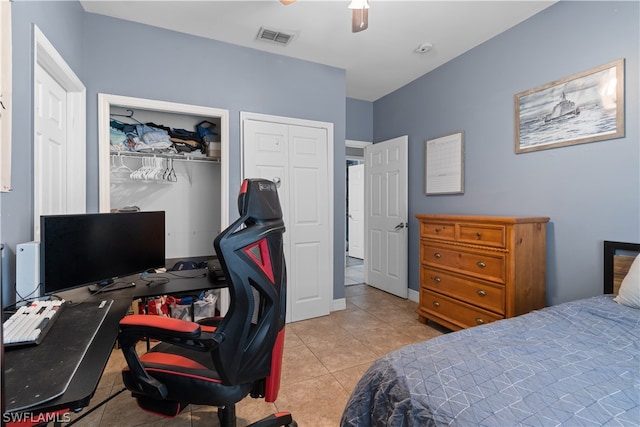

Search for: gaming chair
xmin=118 ymin=178 xmax=295 ymax=427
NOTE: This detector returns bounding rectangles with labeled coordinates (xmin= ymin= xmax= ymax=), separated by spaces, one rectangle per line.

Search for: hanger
xmin=111 ymin=154 xmax=133 ymax=174
xmin=110 ymin=109 xmax=142 ymax=124
xmin=164 ymin=158 xmax=177 ymax=182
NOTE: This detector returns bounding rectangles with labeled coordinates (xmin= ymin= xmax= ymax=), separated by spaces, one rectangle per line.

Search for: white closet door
xmin=243 ymin=119 xmax=331 ymax=322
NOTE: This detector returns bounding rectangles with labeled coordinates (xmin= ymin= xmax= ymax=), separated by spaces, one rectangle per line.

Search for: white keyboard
xmin=3 ymin=299 xmax=65 ymax=346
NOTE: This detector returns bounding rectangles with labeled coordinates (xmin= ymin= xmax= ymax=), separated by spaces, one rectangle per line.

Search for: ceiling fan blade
xmin=352 ymin=8 xmax=368 ymax=33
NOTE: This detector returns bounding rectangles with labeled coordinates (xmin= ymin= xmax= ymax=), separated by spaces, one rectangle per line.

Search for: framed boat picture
xmin=514 ymin=59 xmax=624 ymax=154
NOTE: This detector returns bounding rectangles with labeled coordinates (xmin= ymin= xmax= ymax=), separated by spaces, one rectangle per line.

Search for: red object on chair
xmin=118 ymin=179 xmax=296 ymax=427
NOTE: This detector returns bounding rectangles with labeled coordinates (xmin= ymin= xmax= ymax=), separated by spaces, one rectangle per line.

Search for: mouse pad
xmin=3 ymin=299 xmax=113 ymax=412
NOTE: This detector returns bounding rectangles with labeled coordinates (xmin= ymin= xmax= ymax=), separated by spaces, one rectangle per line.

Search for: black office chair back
xmin=212 ymin=178 xmax=286 ymax=386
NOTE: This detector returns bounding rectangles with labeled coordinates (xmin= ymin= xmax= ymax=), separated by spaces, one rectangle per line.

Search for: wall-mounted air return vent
xmin=257 ymin=27 xmax=295 ymax=46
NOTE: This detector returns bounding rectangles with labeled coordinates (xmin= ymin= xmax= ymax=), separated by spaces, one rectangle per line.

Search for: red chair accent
xmin=118 ymin=179 xmax=296 ymax=427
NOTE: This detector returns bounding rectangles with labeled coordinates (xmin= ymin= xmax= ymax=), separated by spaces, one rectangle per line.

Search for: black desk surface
xmin=3 ymin=270 xmax=223 ymax=415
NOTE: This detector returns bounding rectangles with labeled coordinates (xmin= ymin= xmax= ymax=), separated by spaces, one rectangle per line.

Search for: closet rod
xmin=111 ymin=151 xmax=220 ymax=164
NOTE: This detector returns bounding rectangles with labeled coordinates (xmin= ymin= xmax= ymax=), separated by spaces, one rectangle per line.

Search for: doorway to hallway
xmin=345 ymin=255 xmax=364 ymax=286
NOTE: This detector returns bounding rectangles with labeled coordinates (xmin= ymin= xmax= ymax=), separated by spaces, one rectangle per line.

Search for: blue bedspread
xmin=341 ymin=296 xmax=640 ymax=426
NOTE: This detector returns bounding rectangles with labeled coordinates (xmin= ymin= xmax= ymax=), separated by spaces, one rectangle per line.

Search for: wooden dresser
xmin=416 ymin=214 xmax=549 ymax=331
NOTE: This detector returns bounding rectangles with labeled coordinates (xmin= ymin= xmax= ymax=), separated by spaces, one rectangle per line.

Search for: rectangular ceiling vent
xmin=257 ymin=27 xmax=295 ymax=46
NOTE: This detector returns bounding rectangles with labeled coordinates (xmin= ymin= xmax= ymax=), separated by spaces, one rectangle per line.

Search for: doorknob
xmin=272 ymin=177 xmax=281 ymax=188
xmin=394 ymin=222 xmax=408 ymax=230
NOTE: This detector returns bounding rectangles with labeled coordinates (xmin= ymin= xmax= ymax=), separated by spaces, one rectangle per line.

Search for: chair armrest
xmin=118 ymin=315 xmax=212 ymax=400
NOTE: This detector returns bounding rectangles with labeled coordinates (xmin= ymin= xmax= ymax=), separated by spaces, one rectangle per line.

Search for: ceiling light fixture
xmin=348 ymin=0 xmax=369 ymax=33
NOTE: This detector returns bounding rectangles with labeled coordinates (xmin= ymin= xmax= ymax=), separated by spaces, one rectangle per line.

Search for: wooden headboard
xmin=604 ymin=241 xmax=640 ymax=294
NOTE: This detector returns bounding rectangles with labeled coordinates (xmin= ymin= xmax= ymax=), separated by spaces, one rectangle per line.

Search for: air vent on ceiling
xmin=257 ymin=27 xmax=295 ymax=46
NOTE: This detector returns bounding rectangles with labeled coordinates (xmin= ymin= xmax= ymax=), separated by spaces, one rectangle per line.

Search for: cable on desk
xmin=3 ymin=290 xmax=64 ymax=313
xmin=88 ymin=280 xmax=135 ymax=295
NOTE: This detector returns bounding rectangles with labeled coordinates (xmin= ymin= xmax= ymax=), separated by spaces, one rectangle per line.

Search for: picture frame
xmin=425 ymin=131 xmax=464 ymax=195
xmin=514 ymin=58 xmax=624 ymax=154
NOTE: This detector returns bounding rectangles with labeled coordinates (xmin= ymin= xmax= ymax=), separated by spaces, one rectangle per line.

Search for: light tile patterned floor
xmin=70 ymin=283 xmax=446 ymax=427
xmin=345 ymin=256 xmax=364 ymax=286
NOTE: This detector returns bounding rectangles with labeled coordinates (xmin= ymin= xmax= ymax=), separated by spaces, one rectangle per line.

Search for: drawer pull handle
xmin=476 ymin=318 xmax=485 ymax=325
xmin=433 ymin=276 xmax=441 ymax=283
xmin=434 ymin=228 xmax=440 ymax=234
xmin=434 ymin=252 xmax=442 ymax=259
xmin=477 ymin=289 xmax=487 ymax=297
xmin=477 ymin=261 xmax=487 ymax=268
xmin=476 ymin=232 xmax=482 ymax=239
xmin=433 ymin=301 xmax=440 ymax=307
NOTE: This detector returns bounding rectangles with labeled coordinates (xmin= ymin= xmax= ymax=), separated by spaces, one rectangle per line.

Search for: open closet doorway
xmin=345 ymin=140 xmax=370 ymax=286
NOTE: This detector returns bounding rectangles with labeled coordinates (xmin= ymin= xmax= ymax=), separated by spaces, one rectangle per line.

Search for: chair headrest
xmin=237 ymin=179 xmax=282 ymax=221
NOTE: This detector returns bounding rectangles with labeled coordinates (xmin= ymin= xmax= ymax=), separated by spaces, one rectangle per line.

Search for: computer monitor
xmin=40 ymin=211 xmax=166 ymax=295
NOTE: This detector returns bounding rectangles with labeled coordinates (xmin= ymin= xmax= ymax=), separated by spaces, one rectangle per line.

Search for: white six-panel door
xmin=33 ymin=26 xmax=86 ymax=240
xmin=34 ymin=61 xmax=68 ymax=228
xmin=242 ymin=117 xmax=332 ymax=322
xmin=365 ymin=136 xmax=408 ymax=298
xmin=347 ymin=163 xmax=365 ymax=259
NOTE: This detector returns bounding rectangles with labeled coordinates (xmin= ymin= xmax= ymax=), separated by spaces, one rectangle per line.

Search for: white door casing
xmin=347 ymin=163 xmax=364 ymax=259
xmin=33 ymin=26 xmax=86 ymax=240
xmin=365 ymin=136 xmax=408 ymax=298
xmin=242 ymin=114 xmax=333 ymax=323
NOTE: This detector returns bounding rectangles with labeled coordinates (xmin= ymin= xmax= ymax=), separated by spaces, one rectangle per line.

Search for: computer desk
xmin=3 ymin=269 xmax=224 ymax=418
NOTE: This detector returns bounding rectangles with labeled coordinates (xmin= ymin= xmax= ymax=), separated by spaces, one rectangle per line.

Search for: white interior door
xmin=33 ymin=27 xmax=86 ymax=240
xmin=34 ymin=61 xmax=68 ymax=225
xmin=243 ymin=116 xmax=332 ymax=322
xmin=347 ymin=163 xmax=364 ymax=259
xmin=365 ymin=136 xmax=408 ymax=298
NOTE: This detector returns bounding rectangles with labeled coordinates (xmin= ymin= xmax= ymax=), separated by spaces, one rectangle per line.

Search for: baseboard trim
xmin=333 ymin=298 xmax=346 ymax=312
xmin=408 ymin=287 xmax=419 ymax=303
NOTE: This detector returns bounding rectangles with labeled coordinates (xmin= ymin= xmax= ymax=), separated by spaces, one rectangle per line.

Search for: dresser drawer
xmin=421 ymin=267 xmax=505 ymax=314
xmin=420 ymin=221 xmax=455 ymax=240
xmin=422 ymin=243 xmax=506 ymax=284
xmin=458 ymin=223 xmax=506 ymax=248
xmin=420 ymin=289 xmax=502 ymax=329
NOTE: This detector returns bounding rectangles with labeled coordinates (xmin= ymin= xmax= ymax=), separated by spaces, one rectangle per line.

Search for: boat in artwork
xmin=543 ymin=92 xmax=580 ymax=123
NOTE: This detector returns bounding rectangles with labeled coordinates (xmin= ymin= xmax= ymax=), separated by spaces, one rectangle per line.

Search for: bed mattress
xmin=341 ymin=295 xmax=640 ymax=426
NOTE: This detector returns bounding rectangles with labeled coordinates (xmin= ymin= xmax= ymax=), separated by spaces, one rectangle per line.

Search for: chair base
xmin=218 ymin=404 xmax=296 ymax=427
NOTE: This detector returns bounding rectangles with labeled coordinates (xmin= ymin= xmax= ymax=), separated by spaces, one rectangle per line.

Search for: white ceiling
xmin=80 ymin=0 xmax=556 ymax=102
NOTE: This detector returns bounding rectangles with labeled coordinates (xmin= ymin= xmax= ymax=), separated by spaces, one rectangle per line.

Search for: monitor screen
xmin=40 ymin=211 xmax=166 ymax=295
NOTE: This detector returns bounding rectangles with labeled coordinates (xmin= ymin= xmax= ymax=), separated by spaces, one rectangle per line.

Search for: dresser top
xmin=415 ymin=214 xmax=550 ymax=224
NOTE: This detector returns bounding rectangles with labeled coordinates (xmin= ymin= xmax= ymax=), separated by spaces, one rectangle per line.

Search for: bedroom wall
xmin=82 ymin=13 xmax=347 ymax=302
xmin=1 ymin=0 xmax=86 ymax=305
xmin=1 ymin=2 xmax=348 ymax=306
xmin=346 ymin=97 xmax=373 ymax=142
xmin=374 ymin=1 xmax=640 ymax=306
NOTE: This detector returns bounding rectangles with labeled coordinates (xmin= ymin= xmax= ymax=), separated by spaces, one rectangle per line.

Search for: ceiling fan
xmin=279 ymin=0 xmax=370 ymax=33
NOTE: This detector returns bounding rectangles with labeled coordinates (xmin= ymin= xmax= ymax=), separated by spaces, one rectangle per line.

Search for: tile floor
xmin=344 ymin=256 xmax=364 ymax=286
xmin=69 ymin=278 xmax=447 ymax=426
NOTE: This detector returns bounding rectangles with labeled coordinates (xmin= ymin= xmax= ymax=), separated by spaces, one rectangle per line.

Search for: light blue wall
xmin=4 ymin=1 xmax=637 ymax=310
xmin=2 ymin=0 xmax=86 ymax=306
xmin=2 ymin=2 xmax=347 ymax=306
xmin=82 ymin=14 xmax=347 ymax=301
xmin=346 ymin=98 xmax=373 ymax=142
xmin=374 ymin=1 xmax=640 ymax=305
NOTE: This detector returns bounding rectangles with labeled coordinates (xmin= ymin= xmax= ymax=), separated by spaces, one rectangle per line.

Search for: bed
xmin=341 ymin=241 xmax=640 ymax=426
